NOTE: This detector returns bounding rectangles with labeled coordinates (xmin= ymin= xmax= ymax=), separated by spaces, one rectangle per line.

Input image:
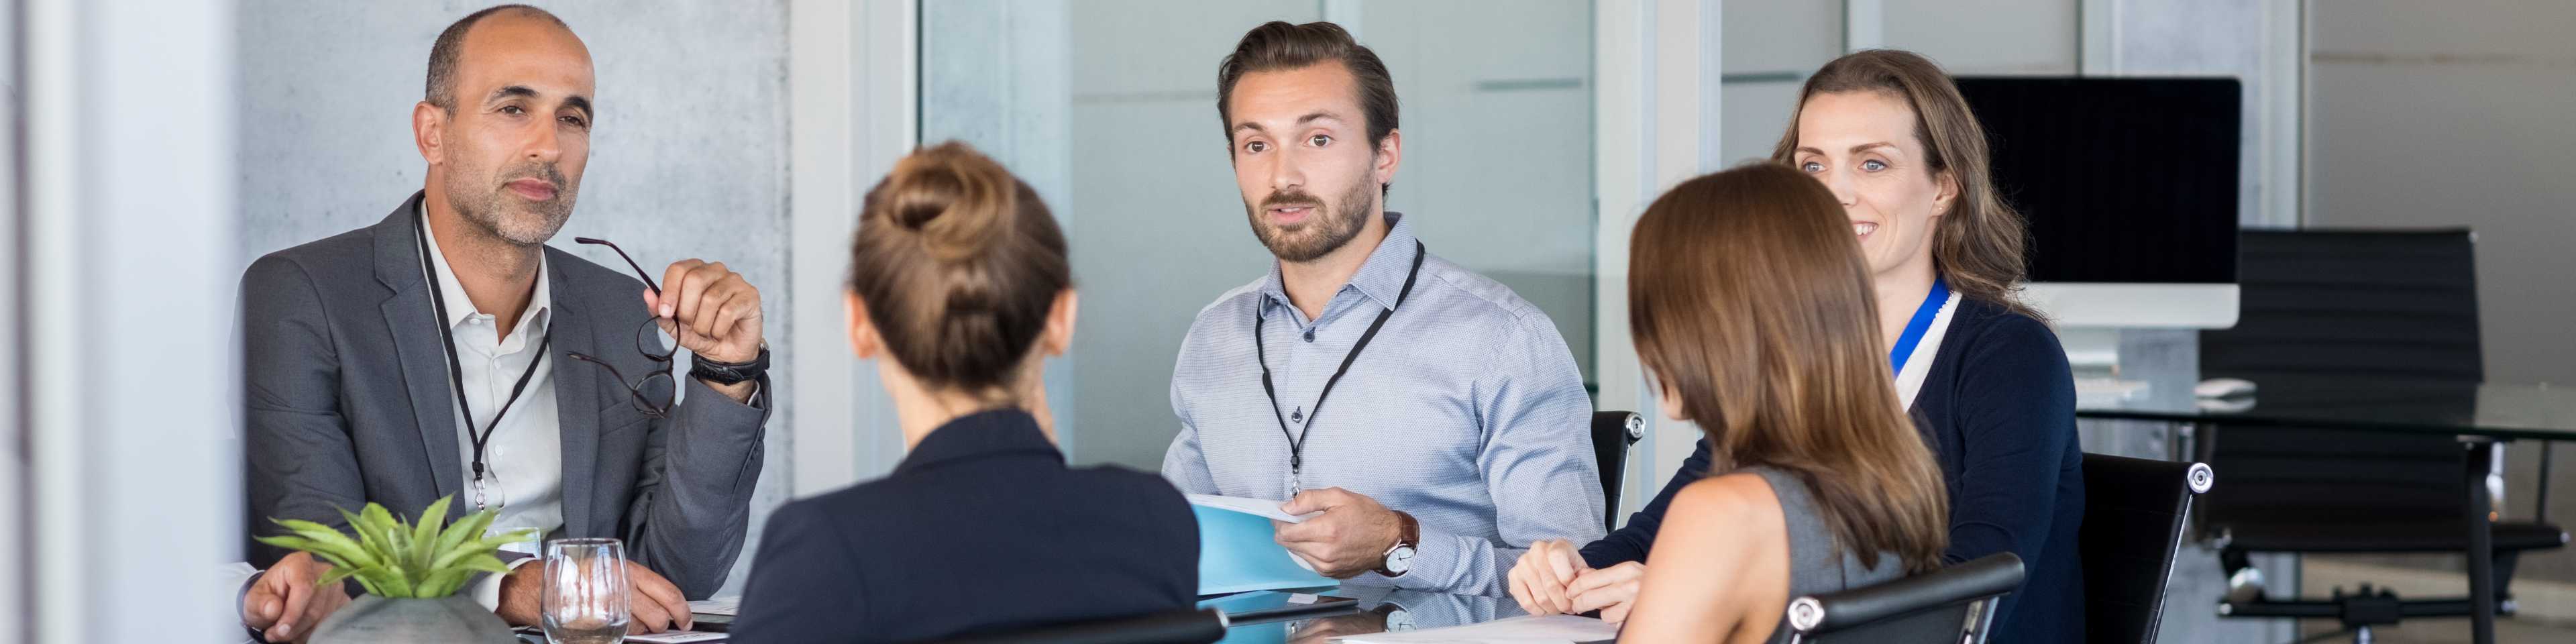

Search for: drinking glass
xmin=541 ymin=537 xmax=631 ymax=644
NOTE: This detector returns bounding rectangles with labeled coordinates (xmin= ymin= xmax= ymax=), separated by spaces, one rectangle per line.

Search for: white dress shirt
xmin=421 ymin=215 xmax=563 ymax=606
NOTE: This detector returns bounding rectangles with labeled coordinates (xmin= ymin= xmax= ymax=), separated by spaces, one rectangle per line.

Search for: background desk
xmin=2080 ymin=377 xmax=2576 ymax=644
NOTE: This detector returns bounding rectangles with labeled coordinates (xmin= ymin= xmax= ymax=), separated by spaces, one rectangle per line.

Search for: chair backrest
xmin=917 ymin=608 xmax=1228 ymax=644
xmin=1784 ymin=553 xmax=2025 ymax=644
xmin=2201 ymin=228 xmax=2481 ymax=383
xmin=2080 ymin=453 xmax=2215 ymax=644
xmin=2194 ymin=229 xmax=2485 ymax=532
xmin=1591 ymin=411 xmax=1644 ymax=531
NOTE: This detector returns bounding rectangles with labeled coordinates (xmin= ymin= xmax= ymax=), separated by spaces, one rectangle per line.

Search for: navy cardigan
xmin=731 ymin=409 xmax=1199 ymax=643
xmin=1580 ymin=297 xmax=2085 ymax=643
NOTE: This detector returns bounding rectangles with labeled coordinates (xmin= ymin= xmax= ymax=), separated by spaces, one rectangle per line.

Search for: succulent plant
xmin=254 ymin=495 xmax=537 ymax=598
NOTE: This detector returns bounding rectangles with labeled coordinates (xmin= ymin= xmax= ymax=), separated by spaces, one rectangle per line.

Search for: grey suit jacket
xmin=239 ymin=192 xmax=767 ymax=598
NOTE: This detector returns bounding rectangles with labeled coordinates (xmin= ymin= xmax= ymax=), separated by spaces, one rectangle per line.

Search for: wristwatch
xmin=691 ymin=345 xmax=769 ymax=386
xmin=1376 ymin=511 xmax=1420 ymax=578
xmin=1381 ymin=604 xmax=1417 ymax=632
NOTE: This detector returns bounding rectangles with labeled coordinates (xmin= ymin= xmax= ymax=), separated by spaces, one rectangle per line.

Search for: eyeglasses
xmin=568 ymin=237 xmax=678 ymax=418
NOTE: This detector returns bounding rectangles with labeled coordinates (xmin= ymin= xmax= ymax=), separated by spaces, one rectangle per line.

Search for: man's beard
xmin=1245 ymin=172 xmax=1377 ymax=263
xmin=446 ymin=158 xmax=576 ymax=246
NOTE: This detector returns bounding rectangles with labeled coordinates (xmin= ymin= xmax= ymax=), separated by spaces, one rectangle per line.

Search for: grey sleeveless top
xmin=1746 ymin=465 xmax=1905 ymax=643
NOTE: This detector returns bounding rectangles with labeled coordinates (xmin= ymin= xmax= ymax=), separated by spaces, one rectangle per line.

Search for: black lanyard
xmin=415 ymin=212 xmax=551 ymax=504
xmin=1255 ymin=240 xmax=1426 ymax=478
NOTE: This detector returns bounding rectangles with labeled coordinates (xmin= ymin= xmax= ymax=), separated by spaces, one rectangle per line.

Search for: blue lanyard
xmin=1888 ymin=276 xmax=1950 ymax=374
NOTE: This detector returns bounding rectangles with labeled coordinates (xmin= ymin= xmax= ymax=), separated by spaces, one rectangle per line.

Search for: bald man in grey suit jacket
xmin=235 ymin=6 xmax=769 ymax=641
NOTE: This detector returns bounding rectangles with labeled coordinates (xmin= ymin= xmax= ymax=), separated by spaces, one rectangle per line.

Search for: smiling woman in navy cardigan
xmin=1508 ymin=50 xmax=2084 ymax=643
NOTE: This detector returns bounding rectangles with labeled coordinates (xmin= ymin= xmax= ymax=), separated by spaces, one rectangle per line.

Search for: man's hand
xmin=1566 ymin=561 xmax=1646 ymax=624
xmin=1274 ymin=487 xmax=1404 ymax=578
xmin=1507 ymin=539 xmax=1585 ymax=616
xmin=645 ymin=259 xmax=763 ymax=402
xmin=241 ymin=551 xmax=352 ymax=643
xmin=497 ymin=559 xmax=694 ymax=634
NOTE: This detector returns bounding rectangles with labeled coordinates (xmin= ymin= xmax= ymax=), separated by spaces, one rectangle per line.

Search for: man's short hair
xmin=424 ymin=4 xmax=570 ymax=111
xmin=1214 ymin=21 xmax=1401 ymax=153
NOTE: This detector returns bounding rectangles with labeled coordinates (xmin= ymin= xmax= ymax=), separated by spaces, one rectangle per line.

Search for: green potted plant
xmin=255 ymin=495 xmax=536 ymax=643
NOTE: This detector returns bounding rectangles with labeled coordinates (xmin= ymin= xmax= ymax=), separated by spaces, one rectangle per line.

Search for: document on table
xmin=625 ymin=631 xmax=729 ymax=643
xmin=516 ymin=627 xmax=728 ymax=643
xmin=1334 ymin=614 xmax=1619 ymax=644
xmin=1190 ymin=495 xmax=1335 ymax=594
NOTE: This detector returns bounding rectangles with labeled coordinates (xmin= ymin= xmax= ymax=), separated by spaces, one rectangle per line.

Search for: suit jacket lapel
xmin=371 ymin=192 xmax=466 ymax=509
xmin=546 ymin=248 xmax=603 ymax=538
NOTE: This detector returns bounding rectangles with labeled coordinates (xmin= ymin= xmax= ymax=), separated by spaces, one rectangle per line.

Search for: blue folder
xmin=1193 ymin=503 xmax=1336 ymax=595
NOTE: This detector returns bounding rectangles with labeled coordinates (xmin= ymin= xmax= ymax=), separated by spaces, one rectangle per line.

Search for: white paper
xmin=688 ymin=596 xmax=741 ymax=616
xmin=625 ymin=631 xmax=729 ymax=643
xmin=1335 ymin=614 xmax=1619 ymax=644
xmin=1188 ymin=494 xmax=1321 ymax=523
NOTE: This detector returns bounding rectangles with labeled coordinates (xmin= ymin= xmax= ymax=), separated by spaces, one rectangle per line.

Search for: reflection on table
xmin=1205 ymin=587 xmax=1530 ymax=644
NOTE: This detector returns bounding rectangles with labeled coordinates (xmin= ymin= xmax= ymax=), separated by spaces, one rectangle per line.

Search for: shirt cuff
xmin=233 ymin=564 xmax=265 ymax=641
xmin=472 ymin=555 xmax=544 ymax=611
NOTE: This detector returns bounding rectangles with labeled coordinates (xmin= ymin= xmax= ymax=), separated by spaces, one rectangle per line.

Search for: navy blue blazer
xmin=731 ymin=409 xmax=1199 ymax=643
xmin=1581 ymin=297 xmax=2085 ymax=643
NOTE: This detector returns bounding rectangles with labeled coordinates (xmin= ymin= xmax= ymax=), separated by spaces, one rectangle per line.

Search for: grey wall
xmin=1883 ymin=0 xmax=2079 ymax=74
xmin=2307 ymin=0 xmax=2576 ymax=388
xmin=235 ymin=0 xmax=792 ymax=594
xmin=2306 ymin=0 xmax=2576 ymax=587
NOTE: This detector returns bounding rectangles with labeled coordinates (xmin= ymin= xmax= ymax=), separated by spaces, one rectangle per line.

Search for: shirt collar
xmin=419 ymin=201 xmax=553 ymax=341
xmin=1258 ymin=211 xmax=1421 ymax=315
xmin=894 ymin=408 xmax=1064 ymax=474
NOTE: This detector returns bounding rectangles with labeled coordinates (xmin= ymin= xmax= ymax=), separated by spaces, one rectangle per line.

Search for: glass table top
xmin=2077 ymin=377 xmax=2576 ymax=441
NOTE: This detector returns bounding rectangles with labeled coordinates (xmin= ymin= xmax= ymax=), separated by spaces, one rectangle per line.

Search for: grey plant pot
xmin=307 ymin=594 xmax=520 ymax=644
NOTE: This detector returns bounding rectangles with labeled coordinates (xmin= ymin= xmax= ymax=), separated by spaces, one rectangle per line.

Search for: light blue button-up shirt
xmin=1163 ymin=213 xmax=1604 ymax=597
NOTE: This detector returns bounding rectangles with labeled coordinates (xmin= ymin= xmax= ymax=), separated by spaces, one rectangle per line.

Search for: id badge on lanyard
xmin=1890 ymin=278 xmax=1958 ymax=411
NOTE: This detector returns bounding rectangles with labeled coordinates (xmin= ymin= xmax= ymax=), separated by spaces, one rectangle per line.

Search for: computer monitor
xmin=1953 ymin=76 xmax=2241 ymax=329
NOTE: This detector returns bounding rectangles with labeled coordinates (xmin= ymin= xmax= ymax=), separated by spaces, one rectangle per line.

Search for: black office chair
xmin=2195 ymin=229 xmax=2567 ymax=641
xmin=2081 ymin=453 xmax=2215 ymax=644
xmin=917 ymin=608 xmax=1228 ymax=644
xmin=1591 ymin=411 xmax=1645 ymax=531
xmin=1782 ymin=552 xmax=2024 ymax=643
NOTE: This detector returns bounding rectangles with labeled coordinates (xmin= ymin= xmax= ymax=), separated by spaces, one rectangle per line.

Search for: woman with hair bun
xmin=731 ymin=142 xmax=1198 ymax=643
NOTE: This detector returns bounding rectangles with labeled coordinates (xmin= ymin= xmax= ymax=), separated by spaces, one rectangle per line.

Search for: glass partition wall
xmin=920 ymin=0 xmax=1598 ymax=470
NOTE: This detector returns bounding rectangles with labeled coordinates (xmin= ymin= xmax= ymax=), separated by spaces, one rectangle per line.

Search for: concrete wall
xmin=234 ymin=0 xmax=792 ymax=594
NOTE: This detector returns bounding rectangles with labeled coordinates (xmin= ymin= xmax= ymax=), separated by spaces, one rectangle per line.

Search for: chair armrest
xmin=1786 ymin=553 xmax=2024 ymax=634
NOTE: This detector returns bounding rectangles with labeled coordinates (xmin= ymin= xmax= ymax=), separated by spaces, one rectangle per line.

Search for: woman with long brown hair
xmin=1514 ymin=49 xmax=2083 ymax=642
xmin=1610 ymin=163 xmax=1950 ymax=642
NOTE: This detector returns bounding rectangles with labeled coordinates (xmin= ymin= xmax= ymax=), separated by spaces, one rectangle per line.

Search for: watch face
xmin=1386 ymin=545 xmax=1415 ymax=574
xmin=1385 ymin=609 xmax=1416 ymax=631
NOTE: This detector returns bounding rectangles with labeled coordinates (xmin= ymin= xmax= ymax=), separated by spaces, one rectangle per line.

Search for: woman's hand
xmin=1507 ymin=539 xmax=1588 ymax=615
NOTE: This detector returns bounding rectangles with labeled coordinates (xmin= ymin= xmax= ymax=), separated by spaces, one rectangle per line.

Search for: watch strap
xmin=690 ymin=345 xmax=769 ymax=385
xmin=1376 ymin=511 xmax=1420 ymax=578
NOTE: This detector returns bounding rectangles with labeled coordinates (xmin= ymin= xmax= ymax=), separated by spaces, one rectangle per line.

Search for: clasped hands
xmin=1507 ymin=539 xmax=1646 ymax=624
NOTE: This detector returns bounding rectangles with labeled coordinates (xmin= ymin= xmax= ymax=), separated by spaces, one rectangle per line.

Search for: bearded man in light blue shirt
xmin=1162 ymin=21 xmax=1603 ymax=598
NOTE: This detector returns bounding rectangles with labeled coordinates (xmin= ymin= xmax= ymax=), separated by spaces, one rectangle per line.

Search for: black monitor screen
xmin=1953 ymin=76 xmax=2239 ymax=284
